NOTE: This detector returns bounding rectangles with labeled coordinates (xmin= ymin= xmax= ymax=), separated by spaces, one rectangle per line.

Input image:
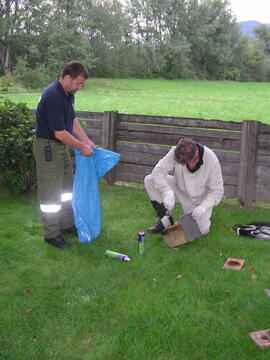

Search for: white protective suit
xmin=144 ymin=145 xmax=224 ymax=234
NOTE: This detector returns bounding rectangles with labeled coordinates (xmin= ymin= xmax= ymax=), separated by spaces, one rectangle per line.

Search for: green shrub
xmin=0 ymin=77 xmax=13 ymax=97
xmin=0 ymin=98 xmax=36 ymax=193
xmin=13 ymin=57 xmax=51 ymax=89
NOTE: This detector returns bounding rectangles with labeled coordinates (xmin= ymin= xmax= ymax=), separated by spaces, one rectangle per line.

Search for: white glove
xmin=163 ymin=190 xmax=175 ymax=212
xmin=192 ymin=205 xmax=206 ymax=220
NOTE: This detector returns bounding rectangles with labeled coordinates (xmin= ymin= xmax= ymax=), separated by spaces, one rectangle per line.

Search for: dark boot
xmin=147 ymin=201 xmax=174 ymax=233
xmin=148 ymin=219 xmax=166 ymax=233
xmin=44 ymin=234 xmax=71 ymax=248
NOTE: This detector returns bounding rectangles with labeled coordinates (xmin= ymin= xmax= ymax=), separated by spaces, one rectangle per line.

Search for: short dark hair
xmin=61 ymin=61 xmax=89 ymax=79
xmin=174 ymin=138 xmax=197 ymax=163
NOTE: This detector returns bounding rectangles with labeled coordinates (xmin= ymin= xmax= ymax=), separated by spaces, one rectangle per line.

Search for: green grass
xmin=2 ymin=77 xmax=270 ymax=358
xmin=4 ymin=78 xmax=270 ymax=124
xmin=1 ymin=184 xmax=270 ymax=359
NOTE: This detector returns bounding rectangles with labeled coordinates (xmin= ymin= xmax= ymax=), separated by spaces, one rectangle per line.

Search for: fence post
xmin=237 ymin=120 xmax=260 ymax=207
xmin=102 ymin=111 xmax=118 ymax=185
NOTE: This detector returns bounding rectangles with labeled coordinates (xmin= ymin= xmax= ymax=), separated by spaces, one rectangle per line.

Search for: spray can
xmin=138 ymin=230 xmax=145 ymax=255
xmin=105 ymin=250 xmax=130 ymax=262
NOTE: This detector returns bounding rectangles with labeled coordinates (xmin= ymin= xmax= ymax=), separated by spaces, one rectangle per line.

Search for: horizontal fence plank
xmin=78 ymin=119 xmax=102 ymax=129
xmin=258 ymin=133 xmax=270 ymax=146
xmin=115 ymin=170 xmax=146 ymax=183
xmin=118 ymin=122 xmax=241 ymax=139
xmin=256 ymin=165 xmax=270 ymax=187
xmin=118 ymin=123 xmax=241 ymax=149
xmin=255 ymin=186 xmax=270 ymax=202
xmin=223 ymin=175 xmax=238 ymax=186
xmin=119 ymin=150 xmax=161 ymax=167
xmin=224 ymin=184 xmax=237 ymax=198
xmin=257 ymin=134 xmax=270 ymax=155
xmin=118 ymin=113 xmax=242 ymax=131
xmin=118 ymin=130 xmax=241 ymax=151
xmin=117 ymin=142 xmax=170 ymax=156
xmin=219 ymin=162 xmax=239 ymax=177
xmin=117 ymin=143 xmax=240 ymax=162
xmin=76 ymin=111 xmax=104 ymax=120
xmin=84 ymin=128 xmax=102 ymax=136
xmin=84 ymin=128 xmax=101 ymax=139
xmin=215 ymin=151 xmax=240 ymax=162
xmin=257 ymin=154 xmax=270 ymax=166
xmin=116 ymin=163 xmax=153 ymax=175
xmin=89 ymin=135 xmax=102 ymax=144
xmin=259 ymin=124 xmax=270 ymax=135
xmin=257 ymin=147 xmax=270 ymax=156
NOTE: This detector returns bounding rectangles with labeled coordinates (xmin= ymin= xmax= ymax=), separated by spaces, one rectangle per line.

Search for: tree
xmin=45 ymin=0 xmax=93 ymax=77
xmin=186 ymin=0 xmax=237 ymax=78
xmin=80 ymin=0 xmax=131 ymax=77
xmin=1 ymin=0 xmax=268 ymax=82
xmin=254 ymin=24 xmax=270 ymax=54
xmin=0 ymin=0 xmax=53 ymax=78
xmin=0 ymin=1 xmax=20 ymax=75
xmin=125 ymin=0 xmax=191 ymax=77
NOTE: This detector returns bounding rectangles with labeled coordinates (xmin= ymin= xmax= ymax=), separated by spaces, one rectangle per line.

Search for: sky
xmin=229 ymin=0 xmax=270 ymax=23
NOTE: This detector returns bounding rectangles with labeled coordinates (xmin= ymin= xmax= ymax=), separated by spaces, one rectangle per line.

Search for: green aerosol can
xmin=138 ymin=230 xmax=145 ymax=255
xmin=105 ymin=250 xmax=130 ymax=262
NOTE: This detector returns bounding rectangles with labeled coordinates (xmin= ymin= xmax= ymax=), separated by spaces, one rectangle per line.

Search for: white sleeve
xmin=200 ymin=156 xmax=224 ymax=210
xmin=151 ymin=147 xmax=176 ymax=194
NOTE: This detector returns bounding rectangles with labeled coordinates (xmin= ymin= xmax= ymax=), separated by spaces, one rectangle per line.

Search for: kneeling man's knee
xmin=144 ymin=174 xmax=152 ymax=186
xmin=200 ymin=227 xmax=210 ymax=235
xmin=197 ymin=219 xmax=211 ymax=235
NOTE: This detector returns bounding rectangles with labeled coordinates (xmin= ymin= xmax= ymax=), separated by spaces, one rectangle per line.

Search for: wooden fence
xmin=74 ymin=110 xmax=270 ymax=207
xmin=33 ymin=109 xmax=270 ymax=207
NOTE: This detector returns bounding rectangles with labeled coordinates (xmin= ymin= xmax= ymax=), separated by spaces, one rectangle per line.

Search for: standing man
xmin=33 ymin=61 xmax=95 ymax=249
xmin=144 ymin=138 xmax=224 ymax=236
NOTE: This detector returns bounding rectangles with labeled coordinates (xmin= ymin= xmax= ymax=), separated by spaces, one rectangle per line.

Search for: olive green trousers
xmin=33 ymin=137 xmax=74 ymax=238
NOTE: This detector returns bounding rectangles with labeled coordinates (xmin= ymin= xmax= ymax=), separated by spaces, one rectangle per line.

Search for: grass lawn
xmin=4 ymin=78 xmax=270 ymax=124
xmin=1 ymin=184 xmax=270 ymax=360
xmin=2 ymin=77 xmax=270 ymax=358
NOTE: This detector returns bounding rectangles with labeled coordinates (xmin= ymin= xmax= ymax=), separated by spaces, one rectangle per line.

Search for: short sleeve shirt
xmin=35 ymin=80 xmax=75 ymax=139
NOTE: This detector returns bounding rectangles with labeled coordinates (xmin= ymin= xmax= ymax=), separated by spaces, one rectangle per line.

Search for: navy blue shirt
xmin=35 ymin=80 xmax=75 ymax=139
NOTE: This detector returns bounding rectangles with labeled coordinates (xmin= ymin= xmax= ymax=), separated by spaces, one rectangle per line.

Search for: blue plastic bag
xmin=72 ymin=147 xmax=121 ymax=243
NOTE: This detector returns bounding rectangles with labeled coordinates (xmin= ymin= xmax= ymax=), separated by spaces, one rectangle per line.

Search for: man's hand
xmin=54 ymin=130 xmax=95 ymax=155
xmin=163 ymin=190 xmax=175 ymax=211
xmin=192 ymin=205 xmax=206 ymax=220
xmin=73 ymin=118 xmax=96 ymax=147
xmin=80 ymin=144 xmax=94 ymax=156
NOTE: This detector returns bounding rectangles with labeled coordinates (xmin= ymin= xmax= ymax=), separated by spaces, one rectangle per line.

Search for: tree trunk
xmin=3 ymin=47 xmax=12 ymax=76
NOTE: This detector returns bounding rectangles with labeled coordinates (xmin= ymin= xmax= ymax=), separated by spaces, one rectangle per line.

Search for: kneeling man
xmin=144 ymin=138 xmax=224 ymax=235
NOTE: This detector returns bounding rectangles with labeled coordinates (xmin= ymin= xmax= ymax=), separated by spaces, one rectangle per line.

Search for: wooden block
xmin=249 ymin=329 xmax=270 ymax=348
xmin=222 ymin=257 xmax=245 ymax=270
xmin=162 ymin=221 xmax=188 ymax=248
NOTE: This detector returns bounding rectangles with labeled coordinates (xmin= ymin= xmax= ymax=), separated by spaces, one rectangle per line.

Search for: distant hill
xmin=238 ymin=20 xmax=270 ymax=37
